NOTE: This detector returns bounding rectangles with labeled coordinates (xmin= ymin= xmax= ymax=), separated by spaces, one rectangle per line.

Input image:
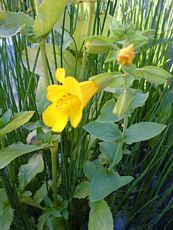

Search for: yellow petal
xmin=52 ymin=112 xmax=68 ymax=132
xmin=79 ymin=81 xmax=98 ymax=106
xmin=47 ymin=85 xmax=66 ymax=102
xmin=70 ymin=107 xmax=83 ymax=128
xmin=55 ymin=68 xmax=65 ymax=83
xmin=42 ymin=104 xmax=57 ymax=127
xmin=64 ymin=77 xmax=81 ymax=98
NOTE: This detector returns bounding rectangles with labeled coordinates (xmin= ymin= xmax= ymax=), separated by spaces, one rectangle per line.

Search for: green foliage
xmin=33 ymin=0 xmax=70 ymax=38
xmin=0 ymin=143 xmax=48 ymax=169
xmin=113 ymin=88 xmax=135 ymax=117
xmin=33 ymin=183 xmax=48 ymax=205
xmin=74 ymin=181 xmax=89 ymax=199
xmin=136 ymin=66 xmax=172 ymax=84
xmin=86 ymin=35 xmax=114 ymax=54
xmin=18 ymin=153 xmax=44 ymax=191
xmin=125 ymin=122 xmax=166 ymax=144
xmin=0 ymin=109 xmax=12 ymax=128
xmin=0 ymin=11 xmax=33 ymax=37
xmin=90 ymin=72 xmax=122 ymax=90
xmin=37 ymin=209 xmax=61 ymax=230
xmin=89 ymin=169 xmax=120 ymax=202
xmin=99 ymin=141 xmax=120 ymax=164
xmin=105 ymin=50 xmax=118 ymax=63
xmin=0 ymin=189 xmax=14 ymax=230
xmin=84 ymin=121 xmax=121 ymax=142
xmin=36 ymin=77 xmax=49 ymax=114
xmin=88 ymin=200 xmax=113 ymax=230
xmin=0 ymin=111 xmax=34 ymax=138
xmin=96 ymin=99 xmax=122 ymax=123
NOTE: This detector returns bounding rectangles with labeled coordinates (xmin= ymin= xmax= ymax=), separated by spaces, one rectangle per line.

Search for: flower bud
xmin=85 ymin=35 xmax=114 ymax=54
xmin=117 ymin=44 xmax=135 ymax=66
xmin=90 ymin=72 xmax=116 ymax=90
xmin=113 ymin=88 xmax=134 ymax=117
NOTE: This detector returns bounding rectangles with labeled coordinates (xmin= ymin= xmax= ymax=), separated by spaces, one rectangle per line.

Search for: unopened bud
xmin=85 ymin=35 xmax=114 ymax=54
xmin=117 ymin=44 xmax=135 ymax=66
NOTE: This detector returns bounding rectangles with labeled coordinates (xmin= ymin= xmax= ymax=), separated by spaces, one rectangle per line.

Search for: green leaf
xmin=38 ymin=209 xmax=61 ymax=230
xmin=136 ymin=66 xmax=172 ymax=84
xmin=131 ymin=90 xmax=149 ymax=110
xmin=84 ymin=161 xmax=105 ymax=180
xmin=108 ymin=15 xmax=126 ymax=41
xmin=1 ymin=109 xmax=12 ymax=126
xmin=0 ymin=11 xmax=33 ymax=37
xmin=0 ymin=143 xmax=49 ymax=169
xmin=128 ymin=33 xmax=147 ymax=48
xmin=113 ymin=88 xmax=135 ymax=117
xmin=88 ymin=200 xmax=113 ymax=230
xmin=46 ymin=217 xmax=65 ymax=230
xmin=125 ymin=122 xmax=166 ymax=144
xmin=36 ymin=77 xmax=50 ymax=114
xmin=84 ymin=121 xmax=121 ymax=142
xmin=0 ymin=111 xmax=34 ymax=138
xmin=89 ymin=169 xmax=120 ymax=202
xmin=99 ymin=141 xmax=122 ymax=164
xmin=74 ymin=181 xmax=89 ymax=199
xmin=18 ymin=153 xmax=44 ymax=191
xmin=0 ymin=205 xmax=14 ymax=230
xmin=0 ymin=189 xmax=14 ymax=230
xmin=0 ymin=189 xmax=8 ymax=202
xmin=33 ymin=183 xmax=48 ymax=204
xmin=33 ymin=0 xmax=70 ymax=38
xmin=120 ymin=176 xmax=134 ymax=187
xmin=105 ymin=50 xmax=118 ymax=63
xmin=123 ymin=64 xmax=137 ymax=78
xmin=97 ymin=99 xmax=122 ymax=123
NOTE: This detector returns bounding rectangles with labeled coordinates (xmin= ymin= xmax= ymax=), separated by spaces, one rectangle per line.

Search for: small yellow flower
xmin=117 ymin=44 xmax=135 ymax=66
xmin=85 ymin=41 xmax=91 ymax=50
xmin=42 ymin=68 xmax=98 ymax=132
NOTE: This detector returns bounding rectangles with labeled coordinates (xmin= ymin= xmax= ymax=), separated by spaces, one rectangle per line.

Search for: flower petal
xmin=47 ymin=85 xmax=66 ymax=102
xmin=42 ymin=104 xmax=57 ymax=127
xmin=70 ymin=107 xmax=83 ymax=128
xmin=64 ymin=77 xmax=81 ymax=98
xmin=55 ymin=68 xmax=65 ymax=83
xmin=79 ymin=81 xmax=98 ymax=106
xmin=52 ymin=112 xmax=68 ymax=132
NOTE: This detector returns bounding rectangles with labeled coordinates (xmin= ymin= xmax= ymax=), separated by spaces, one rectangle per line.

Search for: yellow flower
xmin=117 ymin=44 xmax=135 ymax=66
xmin=42 ymin=68 xmax=98 ymax=132
xmin=85 ymin=41 xmax=91 ymax=50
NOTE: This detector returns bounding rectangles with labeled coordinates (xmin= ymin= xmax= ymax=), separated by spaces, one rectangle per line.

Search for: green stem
xmin=50 ymin=141 xmax=59 ymax=208
xmin=109 ymin=116 xmax=128 ymax=170
xmin=34 ymin=0 xmax=40 ymax=14
xmin=40 ymin=39 xmax=50 ymax=87
xmin=80 ymin=1 xmax=95 ymax=79
xmin=0 ymin=138 xmax=4 ymax=149
xmin=109 ymin=142 xmax=123 ymax=170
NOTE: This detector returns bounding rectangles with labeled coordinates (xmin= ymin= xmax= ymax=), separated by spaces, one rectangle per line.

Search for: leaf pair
xmin=0 ymin=0 xmax=71 ymax=40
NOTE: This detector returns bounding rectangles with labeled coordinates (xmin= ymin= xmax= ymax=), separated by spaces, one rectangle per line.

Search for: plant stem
xmin=109 ymin=116 xmax=128 ymax=170
xmin=109 ymin=142 xmax=123 ymax=170
xmin=80 ymin=1 xmax=95 ymax=79
xmin=40 ymin=39 xmax=50 ymax=87
xmin=50 ymin=141 xmax=59 ymax=208
xmin=34 ymin=0 xmax=40 ymax=14
xmin=0 ymin=138 xmax=4 ymax=149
